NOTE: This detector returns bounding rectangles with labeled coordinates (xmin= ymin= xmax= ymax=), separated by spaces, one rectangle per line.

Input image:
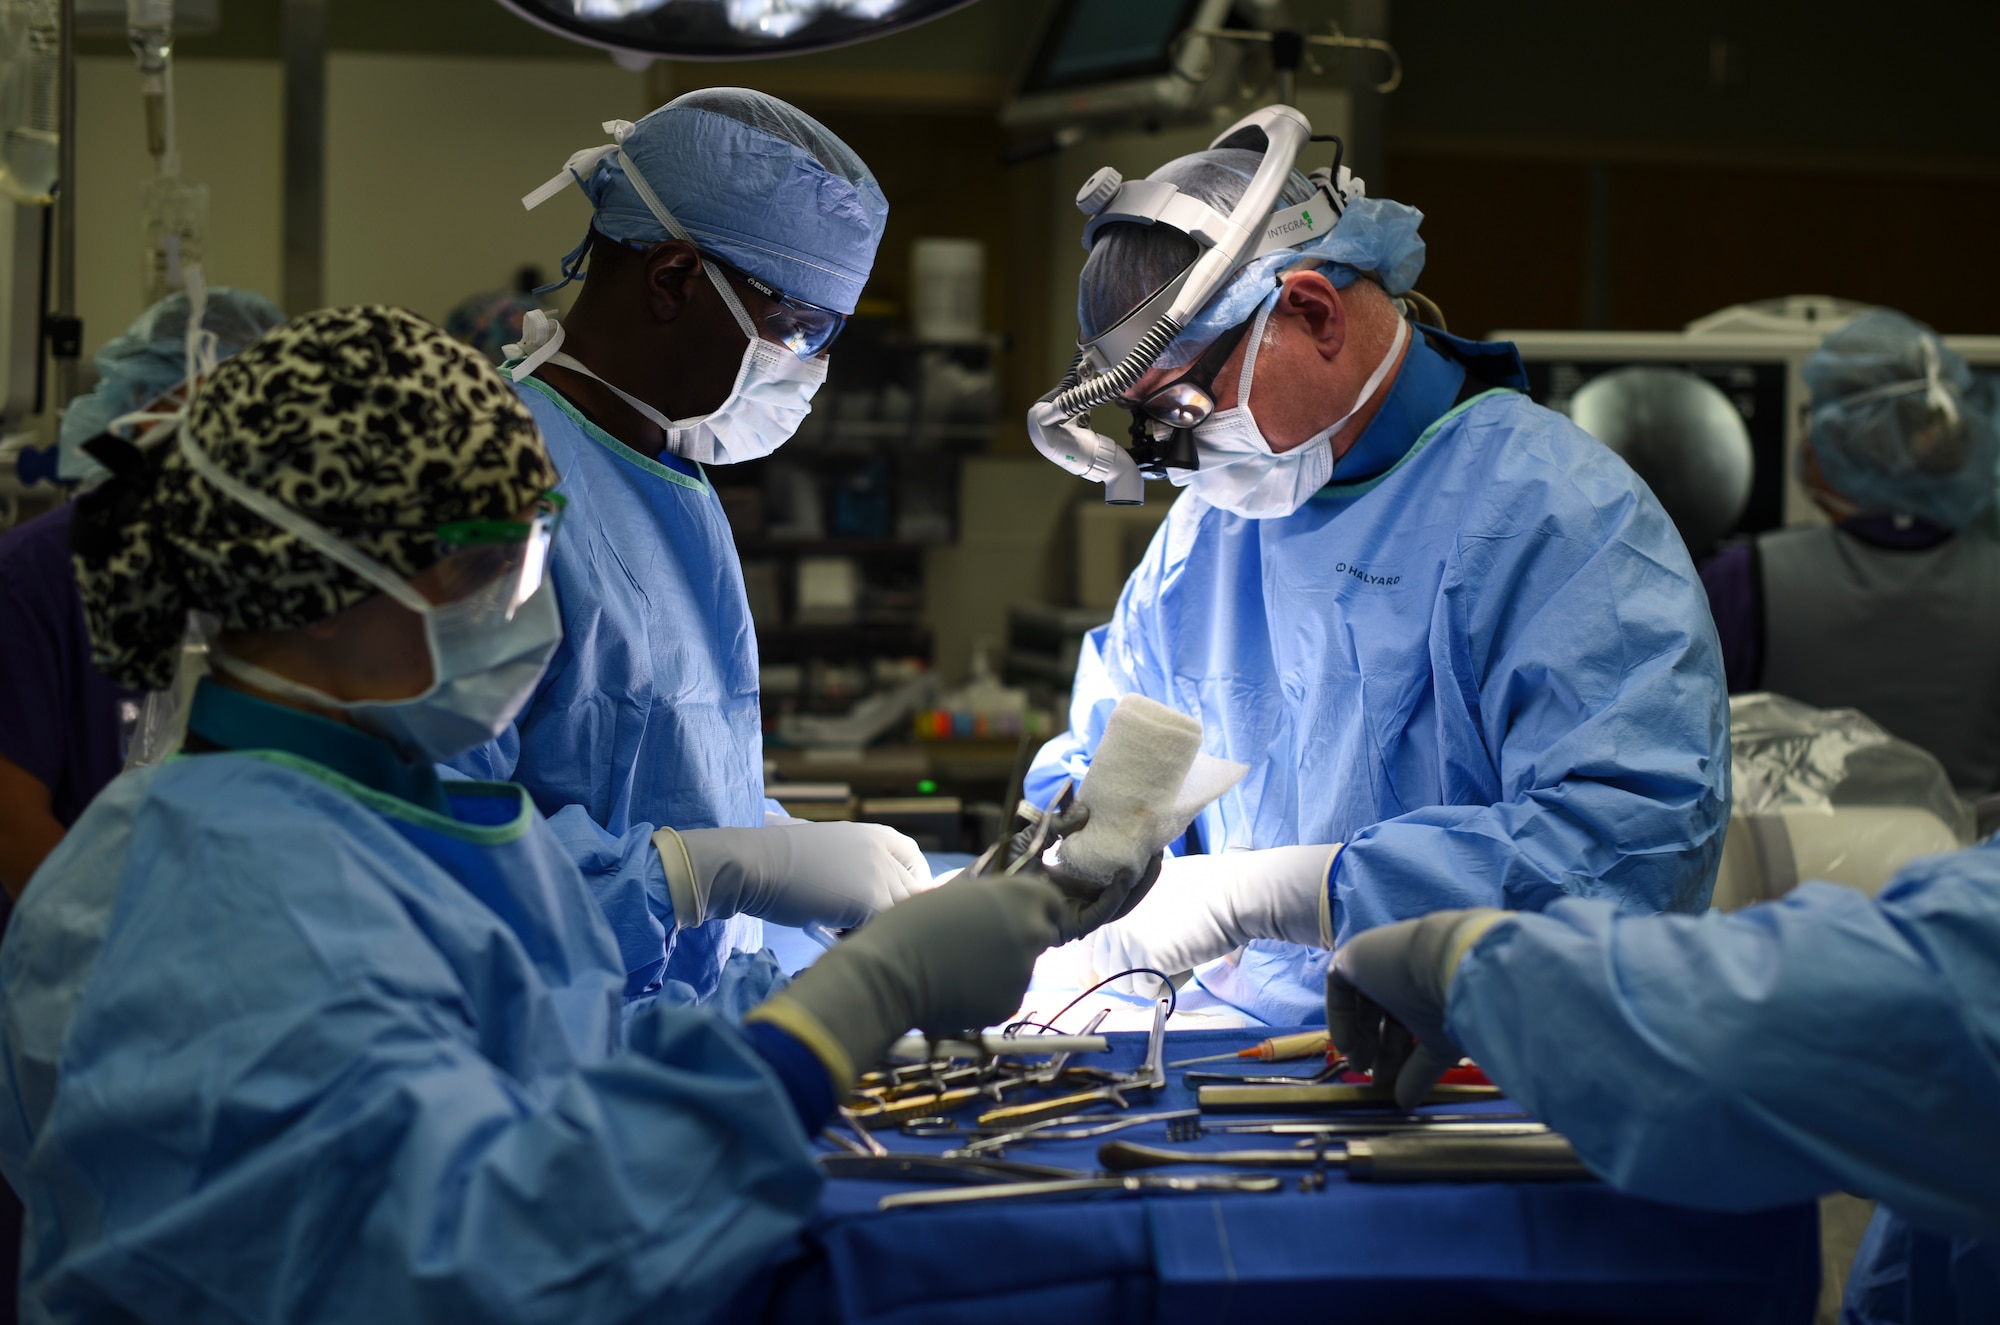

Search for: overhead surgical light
xmin=724 ymin=0 xmax=815 ymax=39
xmin=497 ymin=0 xmax=975 ymax=59
xmin=574 ymin=0 xmax=671 ymax=19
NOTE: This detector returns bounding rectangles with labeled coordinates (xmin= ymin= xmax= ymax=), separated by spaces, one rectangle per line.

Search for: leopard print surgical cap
xmin=71 ymin=305 xmax=554 ymax=692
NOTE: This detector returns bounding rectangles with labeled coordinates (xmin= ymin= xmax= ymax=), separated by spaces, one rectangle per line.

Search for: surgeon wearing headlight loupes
xmin=1024 ymin=105 xmax=1732 ymax=1025
xmin=449 ymin=90 xmax=934 ymax=1005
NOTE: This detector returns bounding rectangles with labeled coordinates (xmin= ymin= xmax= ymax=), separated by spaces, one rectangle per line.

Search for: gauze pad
xmin=1057 ymin=694 xmax=1247 ymax=886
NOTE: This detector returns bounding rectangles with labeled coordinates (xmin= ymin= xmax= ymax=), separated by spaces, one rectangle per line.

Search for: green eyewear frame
xmin=435 ymin=491 xmax=567 ymax=550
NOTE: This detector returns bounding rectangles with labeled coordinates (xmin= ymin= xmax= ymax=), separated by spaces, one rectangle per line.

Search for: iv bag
xmin=126 ymin=0 xmax=174 ymax=69
xmin=127 ymin=0 xmax=173 ymax=156
xmin=0 ymin=0 xmax=58 ymax=204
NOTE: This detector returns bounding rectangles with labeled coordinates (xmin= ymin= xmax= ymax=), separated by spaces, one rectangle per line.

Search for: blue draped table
xmin=752 ymin=1027 xmax=1819 ymax=1324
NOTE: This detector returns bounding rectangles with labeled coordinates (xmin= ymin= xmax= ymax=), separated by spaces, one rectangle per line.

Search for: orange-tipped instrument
xmin=1169 ymin=1030 xmax=1331 ymax=1069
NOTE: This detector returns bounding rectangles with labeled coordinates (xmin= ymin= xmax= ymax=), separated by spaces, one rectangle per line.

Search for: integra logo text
xmin=1334 ymin=561 xmax=1399 ymax=586
xmin=1268 ymin=209 xmax=1316 ymax=238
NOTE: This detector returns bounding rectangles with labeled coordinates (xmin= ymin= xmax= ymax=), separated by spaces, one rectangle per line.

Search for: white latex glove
xmin=654 ymin=821 xmax=933 ymax=930
xmin=1083 ymin=844 xmax=1341 ymax=987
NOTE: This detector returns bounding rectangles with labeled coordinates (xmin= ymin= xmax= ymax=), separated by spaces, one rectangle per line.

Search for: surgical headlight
xmin=1143 ymin=381 xmax=1216 ymax=430
xmin=1051 ymin=104 xmax=1344 ymax=421
xmin=1121 ymin=314 xmax=1255 ymax=477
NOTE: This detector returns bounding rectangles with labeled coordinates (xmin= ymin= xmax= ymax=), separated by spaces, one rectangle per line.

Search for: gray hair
xmin=1076 ymin=147 xmax=1317 ymax=341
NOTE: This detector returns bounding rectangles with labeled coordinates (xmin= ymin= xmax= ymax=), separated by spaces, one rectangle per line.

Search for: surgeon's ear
xmin=641 ymin=240 xmax=706 ymax=323
xmin=1274 ymin=271 xmax=1348 ymax=361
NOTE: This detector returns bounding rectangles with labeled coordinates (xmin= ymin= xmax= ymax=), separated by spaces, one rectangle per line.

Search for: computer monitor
xmin=1002 ymin=0 xmax=1240 ymax=130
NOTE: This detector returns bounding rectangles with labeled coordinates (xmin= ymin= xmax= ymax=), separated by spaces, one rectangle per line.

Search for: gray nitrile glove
xmin=653 ymin=820 xmax=932 ymax=929
xmin=974 ymin=805 xmax=1165 ymax=943
xmin=742 ymin=874 xmax=1066 ymax=1089
xmin=1325 ymin=908 xmax=1511 ymax=1110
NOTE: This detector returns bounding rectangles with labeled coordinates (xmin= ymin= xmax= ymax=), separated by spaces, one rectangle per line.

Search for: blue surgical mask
xmin=177 ymin=427 xmax=564 ymax=762
xmin=211 ymin=582 xmax=561 ymax=764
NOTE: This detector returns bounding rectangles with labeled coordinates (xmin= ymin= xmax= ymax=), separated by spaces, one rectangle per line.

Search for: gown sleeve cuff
xmin=651 ymin=826 xmax=703 ymax=929
xmin=1318 ymin=844 xmax=1345 ymax=948
xmin=743 ymin=995 xmax=856 ymax=1096
xmin=1441 ymin=909 xmax=1513 ymax=988
xmin=739 ymin=1019 xmax=841 ymax=1133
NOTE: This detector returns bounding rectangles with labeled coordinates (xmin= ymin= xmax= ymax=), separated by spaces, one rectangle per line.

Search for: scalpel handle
xmin=1098 ymin=1141 xmax=1326 ymax=1172
xmin=1345 ymin=1134 xmax=1595 ymax=1183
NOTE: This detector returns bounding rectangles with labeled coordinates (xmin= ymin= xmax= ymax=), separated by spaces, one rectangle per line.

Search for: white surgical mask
xmin=509 ymin=124 xmax=827 ymax=464
xmin=1178 ymin=303 xmax=1410 ymax=520
xmin=176 ymin=428 xmax=563 ymax=763
xmin=507 ymin=309 xmax=825 ymax=466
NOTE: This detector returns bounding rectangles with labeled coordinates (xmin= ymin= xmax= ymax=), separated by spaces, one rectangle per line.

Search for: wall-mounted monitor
xmin=1002 ymin=0 xmax=1242 ymax=130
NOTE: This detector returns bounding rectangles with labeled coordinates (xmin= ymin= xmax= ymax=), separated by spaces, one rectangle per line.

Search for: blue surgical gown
xmin=452 ymin=372 xmax=766 ymax=1002
xmin=1028 ymin=331 xmax=1729 ymax=1024
xmin=1447 ymin=845 xmax=2000 ymax=1325
xmin=0 ymin=750 xmax=820 ymax=1322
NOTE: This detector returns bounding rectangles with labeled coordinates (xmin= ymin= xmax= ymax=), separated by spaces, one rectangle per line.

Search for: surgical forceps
xmin=845 ymin=1011 xmax=1117 ymax=1127
xmin=945 ymin=1108 xmax=1202 ymax=1158
xmin=878 ymin=1172 xmax=1284 ymax=1211
xmin=963 ymin=778 xmax=1073 ymax=879
xmin=1180 ymin=1060 xmax=1353 ymax=1087
xmin=1165 ymin=1114 xmax=1542 ymax=1142
xmin=816 ymin=1153 xmax=1089 ymax=1185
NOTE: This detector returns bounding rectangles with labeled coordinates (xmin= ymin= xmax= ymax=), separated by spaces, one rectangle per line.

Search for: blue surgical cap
xmin=58 ymin=287 xmax=286 ymax=484
xmin=1803 ymin=308 xmax=1997 ymax=531
xmin=1077 ymin=147 xmax=1426 ymax=372
xmin=567 ymin=88 xmax=888 ymax=316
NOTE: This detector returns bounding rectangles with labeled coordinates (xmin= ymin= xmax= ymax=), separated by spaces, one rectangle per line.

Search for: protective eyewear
xmin=706 ymin=255 xmax=849 ymax=360
xmin=619 ymin=240 xmax=849 ymax=359
xmin=432 ymin=492 xmax=566 ymax=617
